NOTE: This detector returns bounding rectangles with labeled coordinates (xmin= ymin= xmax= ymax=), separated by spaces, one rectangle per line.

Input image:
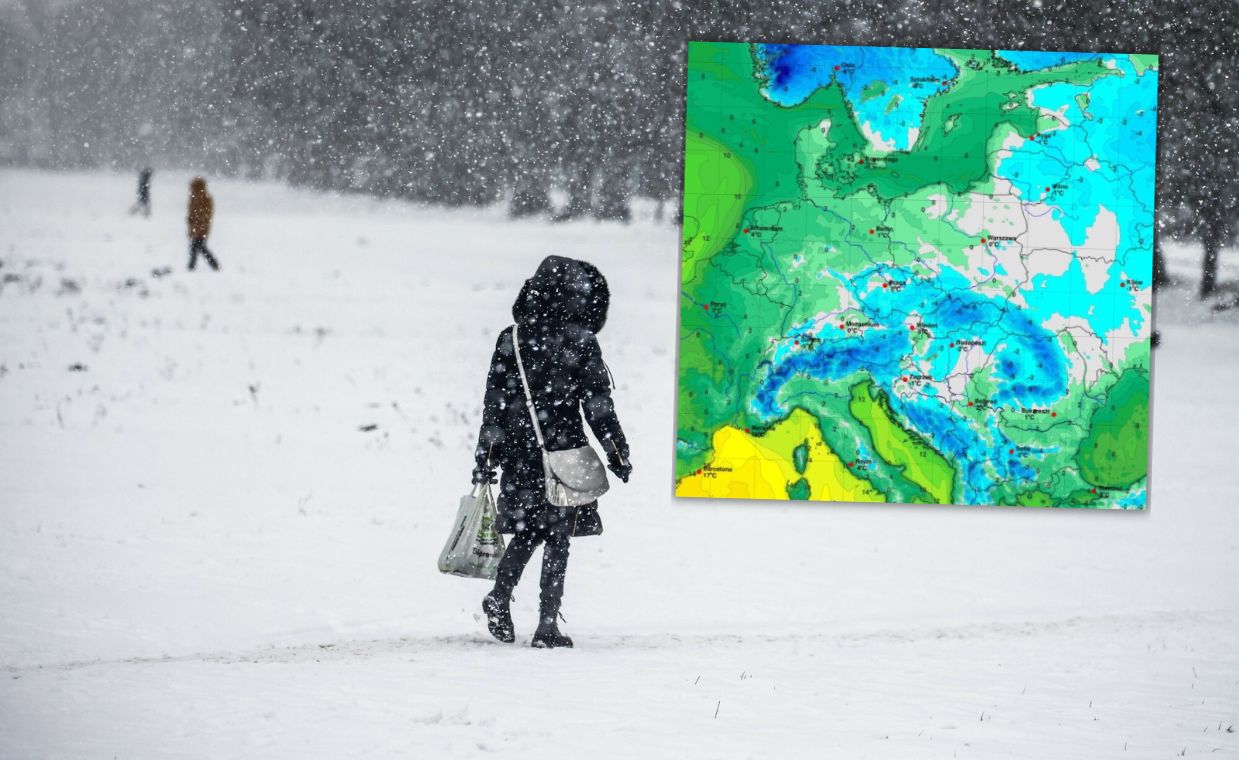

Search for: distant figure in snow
xmin=186 ymin=177 xmax=219 ymax=271
xmin=129 ymin=167 xmax=153 ymax=217
xmin=472 ymin=255 xmax=631 ymax=649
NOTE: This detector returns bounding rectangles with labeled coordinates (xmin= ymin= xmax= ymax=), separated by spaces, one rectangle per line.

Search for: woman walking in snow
xmin=471 ymin=255 xmax=631 ymax=649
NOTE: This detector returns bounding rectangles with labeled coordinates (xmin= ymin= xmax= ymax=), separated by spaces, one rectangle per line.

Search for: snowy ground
xmin=0 ymin=168 xmax=1236 ymax=758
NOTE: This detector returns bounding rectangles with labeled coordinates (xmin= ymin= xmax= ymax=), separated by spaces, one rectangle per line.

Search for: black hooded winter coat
xmin=474 ymin=256 xmax=629 ymax=537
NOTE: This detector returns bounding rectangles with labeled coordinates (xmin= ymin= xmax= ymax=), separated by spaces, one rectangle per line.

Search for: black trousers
xmin=491 ymin=516 xmax=571 ymax=627
xmin=189 ymin=238 xmax=219 ymax=270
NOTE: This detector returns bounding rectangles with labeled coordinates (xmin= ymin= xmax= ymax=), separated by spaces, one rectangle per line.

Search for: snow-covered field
xmin=0 ymin=168 xmax=1236 ymax=758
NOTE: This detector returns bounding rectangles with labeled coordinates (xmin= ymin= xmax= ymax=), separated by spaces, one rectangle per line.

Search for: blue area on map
xmin=993 ymin=54 xmax=1157 ymax=341
xmin=753 ymin=265 xmax=1069 ymax=501
xmin=995 ymin=50 xmax=1105 ymax=71
xmin=1023 ymin=255 xmax=1146 ymax=338
xmin=756 ymin=43 xmax=958 ymax=150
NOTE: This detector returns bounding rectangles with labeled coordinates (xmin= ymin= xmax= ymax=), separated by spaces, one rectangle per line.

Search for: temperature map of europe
xmin=676 ymin=42 xmax=1157 ymax=508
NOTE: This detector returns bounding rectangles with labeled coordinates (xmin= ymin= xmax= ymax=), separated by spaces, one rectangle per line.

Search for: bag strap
xmin=510 ymin=324 xmax=547 ymax=449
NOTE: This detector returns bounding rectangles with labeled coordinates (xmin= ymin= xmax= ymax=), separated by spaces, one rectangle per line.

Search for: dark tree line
xmin=0 ymin=0 xmax=1235 ymax=292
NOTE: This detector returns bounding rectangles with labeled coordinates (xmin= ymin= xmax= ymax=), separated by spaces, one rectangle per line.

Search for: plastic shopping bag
xmin=437 ymin=483 xmax=505 ymax=579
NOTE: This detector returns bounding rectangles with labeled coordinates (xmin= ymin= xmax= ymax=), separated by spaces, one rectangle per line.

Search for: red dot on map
xmin=869 ymin=229 xmax=875 ymax=234
xmin=1051 ymin=412 xmax=1057 ymax=417
xmin=902 ymin=376 xmax=909 ymax=382
xmin=794 ymin=340 xmax=800 ymax=346
xmin=838 ymin=323 xmax=845 ymax=329
xmin=881 ymin=282 xmax=889 ymax=288
xmin=967 ymin=401 xmax=975 ymax=407
xmin=1045 ymin=187 xmax=1050 ymax=192
xmin=847 ymin=461 xmax=854 ymax=467
xmin=702 ymin=304 xmax=709 ymax=310
xmin=834 ymin=65 xmax=841 ymax=71
xmin=743 ymin=228 xmax=749 ymax=233
xmin=858 ymin=158 xmax=865 ymax=164
xmin=981 ymin=237 xmax=987 ymax=243
xmin=745 ymin=428 xmax=750 ymax=433
xmin=1091 ymin=488 xmax=1098 ymax=494
xmin=1009 ymin=449 xmax=1014 ymax=454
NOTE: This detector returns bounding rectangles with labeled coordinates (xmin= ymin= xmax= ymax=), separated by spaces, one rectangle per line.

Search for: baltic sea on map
xmin=677 ymin=41 xmax=1156 ymax=508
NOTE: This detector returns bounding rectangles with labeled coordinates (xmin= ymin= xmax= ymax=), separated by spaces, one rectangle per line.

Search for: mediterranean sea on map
xmin=676 ymin=41 xmax=1156 ymax=508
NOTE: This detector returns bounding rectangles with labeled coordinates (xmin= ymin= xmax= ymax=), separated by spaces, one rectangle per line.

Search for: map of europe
xmin=676 ymin=42 xmax=1157 ymax=508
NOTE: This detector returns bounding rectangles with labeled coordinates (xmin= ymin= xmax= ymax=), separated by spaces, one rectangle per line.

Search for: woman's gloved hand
xmin=607 ymin=458 xmax=632 ymax=483
xmin=471 ymin=466 xmax=498 ymax=485
xmin=604 ymin=439 xmax=631 ymax=483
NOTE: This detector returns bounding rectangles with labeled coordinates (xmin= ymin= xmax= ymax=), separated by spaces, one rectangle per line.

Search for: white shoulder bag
xmin=511 ymin=324 xmax=610 ymax=507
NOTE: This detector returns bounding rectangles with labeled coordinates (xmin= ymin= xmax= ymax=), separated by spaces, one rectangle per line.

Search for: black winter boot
xmin=482 ymin=592 xmax=514 ymax=644
xmin=531 ymin=621 xmax=573 ymax=649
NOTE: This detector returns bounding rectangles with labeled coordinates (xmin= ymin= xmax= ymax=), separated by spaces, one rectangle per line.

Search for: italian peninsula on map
xmin=676 ymin=41 xmax=1156 ymax=508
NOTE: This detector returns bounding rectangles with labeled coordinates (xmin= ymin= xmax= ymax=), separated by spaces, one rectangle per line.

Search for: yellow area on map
xmin=676 ymin=408 xmax=883 ymax=502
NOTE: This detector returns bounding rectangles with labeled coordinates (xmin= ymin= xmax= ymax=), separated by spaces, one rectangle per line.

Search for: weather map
xmin=676 ymin=42 xmax=1157 ymax=508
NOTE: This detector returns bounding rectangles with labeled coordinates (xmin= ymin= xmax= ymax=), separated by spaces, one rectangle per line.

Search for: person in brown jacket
xmin=187 ymin=177 xmax=220 ymax=271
